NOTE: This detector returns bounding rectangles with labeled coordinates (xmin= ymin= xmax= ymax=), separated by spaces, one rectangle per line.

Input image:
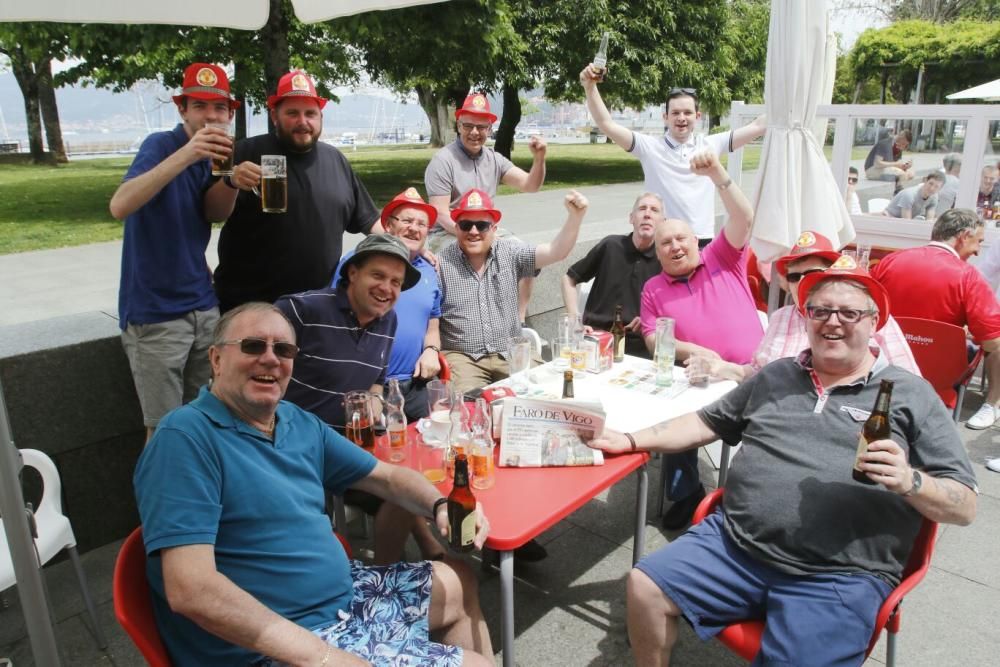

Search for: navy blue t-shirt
xmin=117 ymin=124 xmax=218 ymax=328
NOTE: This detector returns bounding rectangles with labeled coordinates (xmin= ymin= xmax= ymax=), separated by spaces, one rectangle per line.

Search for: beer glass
xmin=686 ymin=354 xmax=711 ymax=388
xmin=416 ymin=433 xmax=447 ymax=483
xmin=856 ymin=242 xmax=872 ymax=270
xmin=508 ymin=336 xmax=531 ymax=393
xmin=344 ymin=390 xmax=381 ymax=453
xmin=421 ymin=379 xmax=452 ymax=445
xmin=206 ymin=121 xmax=234 ymax=176
xmin=654 ymin=317 xmax=675 ymax=387
xmin=260 ymin=154 xmax=287 ymax=213
xmin=552 ymin=335 xmax=571 ymax=371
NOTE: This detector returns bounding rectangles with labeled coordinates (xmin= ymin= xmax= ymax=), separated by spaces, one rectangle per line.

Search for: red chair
xmin=895 ymin=316 xmax=983 ymax=420
xmin=746 ymin=249 xmax=769 ymax=312
xmin=114 ymin=527 xmax=353 ymax=667
xmin=691 ymin=489 xmax=938 ymax=667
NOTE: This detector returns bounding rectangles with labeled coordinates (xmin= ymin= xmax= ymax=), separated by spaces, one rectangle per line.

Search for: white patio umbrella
xmin=0 ymin=0 xmax=446 ymax=29
xmin=750 ymin=0 xmax=853 ymax=264
xmin=946 ymin=78 xmax=1000 ymax=102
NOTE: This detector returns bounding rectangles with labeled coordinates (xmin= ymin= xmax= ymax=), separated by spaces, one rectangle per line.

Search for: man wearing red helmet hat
xmin=589 ymin=254 xmax=977 ymax=667
xmin=110 ymin=62 xmax=240 ymax=441
xmin=214 ymin=70 xmax=381 ymax=312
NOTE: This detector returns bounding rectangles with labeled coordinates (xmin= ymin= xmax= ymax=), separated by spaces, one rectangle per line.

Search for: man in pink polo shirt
xmin=640 ymin=151 xmax=762 ymax=529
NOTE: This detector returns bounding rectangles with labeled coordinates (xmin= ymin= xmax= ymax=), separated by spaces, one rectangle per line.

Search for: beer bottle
xmin=853 ymin=379 xmax=893 ymax=485
xmin=448 ymin=454 xmax=476 ymax=552
xmin=592 ymin=31 xmax=610 ymax=82
xmin=386 ymin=379 xmax=407 ymax=462
xmin=562 ymin=369 xmax=575 ymax=399
xmin=611 ymin=304 xmax=627 ymax=363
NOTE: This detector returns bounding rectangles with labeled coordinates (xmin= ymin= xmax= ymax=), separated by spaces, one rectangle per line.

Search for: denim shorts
xmin=636 ymin=511 xmax=892 ymax=667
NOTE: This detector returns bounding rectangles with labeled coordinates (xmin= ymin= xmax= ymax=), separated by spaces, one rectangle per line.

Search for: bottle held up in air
xmin=592 ymin=31 xmax=610 ymax=82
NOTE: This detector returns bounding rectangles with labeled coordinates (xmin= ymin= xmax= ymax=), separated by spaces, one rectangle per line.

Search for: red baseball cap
xmin=381 ymin=188 xmax=439 ymax=229
xmin=171 ymin=63 xmax=239 ymax=108
xmin=773 ymin=231 xmax=842 ymax=277
xmin=450 ymin=189 xmax=502 ymax=223
xmin=267 ymin=70 xmax=327 ymax=110
xmin=797 ymin=254 xmax=891 ymax=331
xmin=455 ymin=93 xmax=497 ymax=124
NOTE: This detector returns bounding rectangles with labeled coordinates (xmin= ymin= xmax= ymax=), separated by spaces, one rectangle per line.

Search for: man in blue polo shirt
xmin=110 ymin=62 xmax=241 ymax=441
xmin=335 ymin=188 xmax=443 ymax=421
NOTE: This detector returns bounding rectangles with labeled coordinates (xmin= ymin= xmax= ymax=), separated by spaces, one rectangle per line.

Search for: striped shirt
xmin=438 ymin=238 xmax=536 ymax=360
xmin=276 ymin=288 xmax=395 ymax=430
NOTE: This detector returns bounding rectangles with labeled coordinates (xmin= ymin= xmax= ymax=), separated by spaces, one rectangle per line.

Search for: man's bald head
xmin=654 ymin=218 xmax=701 ymax=277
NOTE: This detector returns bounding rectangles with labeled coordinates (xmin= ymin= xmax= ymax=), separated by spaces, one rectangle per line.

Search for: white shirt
xmin=629 ymin=130 xmax=732 ymax=239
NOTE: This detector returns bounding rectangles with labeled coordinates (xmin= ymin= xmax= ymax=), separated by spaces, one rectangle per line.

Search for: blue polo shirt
xmin=134 ymin=387 xmax=376 ymax=665
xmin=276 ymin=288 xmax=395 ymax=430
xmin=335 ymin=252 xmax=441 ymax=381
xmin=118 ymin=124 xmax=218 ymax=328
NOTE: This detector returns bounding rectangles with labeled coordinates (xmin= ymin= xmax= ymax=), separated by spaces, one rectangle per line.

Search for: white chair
xmin=0 ymin=449 xmax=107 ymax=649
xmin=520 ymin=326 xmax=545 ymax=357
xmin=576 ymin=279 xmax=593 ymax=317
xmin=867 ymin=197 xmax=891 ymax=214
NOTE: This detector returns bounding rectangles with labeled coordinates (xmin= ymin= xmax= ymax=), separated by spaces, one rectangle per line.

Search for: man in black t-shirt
xmin=214 ymin=70 xmax=380 ymax=312
xmin=864 ymin=127 xmax=914 ymax=190
xmin=561 ymin=192 xmax=664 ymax=358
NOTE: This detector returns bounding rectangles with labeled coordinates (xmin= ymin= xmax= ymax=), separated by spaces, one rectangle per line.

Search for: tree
xmin=835 ymin=0 xmax=1000 ymax=22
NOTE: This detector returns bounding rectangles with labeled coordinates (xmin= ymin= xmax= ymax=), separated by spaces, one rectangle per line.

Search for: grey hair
xmin=805 ymin=279 xmax=878 ymax=317
xmin=984 ymin=164 xmax=999 ymax=177
xmin=931 ymin=208 xmax=983 ymax=242
xmin=213 ymin=302 xmax=295 ymax=347
xmin=631 ymin=191 xmax=665 ymax=214
xmin=942 ymin=153 xmax=962 ymax=172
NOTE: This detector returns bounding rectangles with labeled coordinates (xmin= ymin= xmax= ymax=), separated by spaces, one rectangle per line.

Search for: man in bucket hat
xmin=589 ymin=253 xmax=977 ymax=667
xmin=215 ymin=70 xmax=381 ymax=312
xmin=110 ymin=62 xmax=239 ymax=441
xmin=424 ymin=92 xmax=548 ymax=322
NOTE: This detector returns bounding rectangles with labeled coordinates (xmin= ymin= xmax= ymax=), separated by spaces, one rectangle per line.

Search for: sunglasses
xmin=804 ymin=306 xmax=875 ymax=324
xmin=456 ymin=219 xmax=494 ymax=233
xmin=668 ymin=87 xmax=698 ymax=97
xmin=219 ymin=337 xmax=299 ymax=360
xmin=785 ymin=268 xmax=826 ymax=283
xmin=847 ymin=176 xmax=859 ymax=184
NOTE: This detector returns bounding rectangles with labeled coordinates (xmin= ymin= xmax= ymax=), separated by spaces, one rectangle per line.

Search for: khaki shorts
xmin=121 ymin=307 xmax=219 ymax=427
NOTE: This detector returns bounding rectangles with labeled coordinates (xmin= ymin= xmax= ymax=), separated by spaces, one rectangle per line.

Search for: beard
xmin=274 ymin=122 xmax=320 ymax=153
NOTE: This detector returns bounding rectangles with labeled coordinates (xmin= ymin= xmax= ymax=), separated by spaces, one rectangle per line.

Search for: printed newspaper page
xmin=499 ymin=398 xmax=606 ymax=467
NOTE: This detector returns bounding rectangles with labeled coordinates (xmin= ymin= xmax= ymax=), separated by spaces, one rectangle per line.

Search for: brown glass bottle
xmin=562 ymin=370 xmax=575 ymax=398
xmin=853 ymin=380 xmax=893 ymax=485
xmin=611 ymin=305 xmax=626 ymax=363
xmin=448 ymin=455 xmax=476 ymax=552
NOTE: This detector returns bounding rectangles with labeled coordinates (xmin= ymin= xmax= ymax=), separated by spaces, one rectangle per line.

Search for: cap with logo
xmin=172 ymin=63 xmax=239 ymax=108
xmin=381 ymin=188 xmax=439 ymax=229
xmin=455 ymin=93 xmax=497 ymax=125
xmin=339 ymin=234 xmax=421 ymax=291
xmin=797 ymin=254 xmax=890 ymax=330
xmin=267 ymin=70 xmax=328 ymax=110
xmin=450 ymin=188 xmax=502 ymax=223
xmin=773 ymin=231 xmax=842 ymax=277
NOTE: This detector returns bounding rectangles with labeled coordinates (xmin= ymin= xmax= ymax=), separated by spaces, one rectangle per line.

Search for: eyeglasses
xmin=786 ymin=268 xmax=826 ymax=283
xmin=847 ymin=176 xmax=859 ymax=184
xmin=668 ymin=87 xmax=697 ymax=97
xmin=387 ymin=214 xmax=428 ymax=230
xmin=805 ymin=306 xmax=875 ymax=324
xmin=456 ymin=219 xmax=494 ymax=233
xmin=219 ymin=337 xmax=299 ymax=359
xmin=459 ymin=121 xmax=491 ymax=133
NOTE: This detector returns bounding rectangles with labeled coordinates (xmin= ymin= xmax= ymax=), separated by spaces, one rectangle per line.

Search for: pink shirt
xmin=640 ymin=234 xmax=763 ymax=363
xmin=751 ymin=305 xmax=922 ymax=376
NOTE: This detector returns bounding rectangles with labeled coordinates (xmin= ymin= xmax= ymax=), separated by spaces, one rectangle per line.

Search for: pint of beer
xmin=260 ymin=155 xmax=288 ymax=213
xmin=207 ymin=122 xmax=234 ymax=176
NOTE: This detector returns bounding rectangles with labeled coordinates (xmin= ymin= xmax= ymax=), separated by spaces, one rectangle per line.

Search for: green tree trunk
xmin=37 ymin=58 xmax=68 ymax=163
xmin=261 ymin=0 xmax=291 ymax=134
xmin=8 ymin=47 xmax=47 ymax=163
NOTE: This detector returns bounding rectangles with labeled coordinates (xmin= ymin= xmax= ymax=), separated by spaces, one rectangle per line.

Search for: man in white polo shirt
xmin=580 ymin=64 xmax=766 ymax=246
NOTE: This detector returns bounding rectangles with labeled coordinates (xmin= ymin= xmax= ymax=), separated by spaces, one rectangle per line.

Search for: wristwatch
xmin=423 ymin=345 xmax=441 ymax=353
xmin=716 ymin=178 xmax=733 ymax=191
xmin=222 ymin=175 xmax=239 ymax=190
xmin=901 ymin=469 xmax=922 ymax=497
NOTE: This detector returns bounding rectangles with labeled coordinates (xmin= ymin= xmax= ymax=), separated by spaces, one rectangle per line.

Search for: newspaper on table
xmin=498 ymin=397 xmax=605 ymax=467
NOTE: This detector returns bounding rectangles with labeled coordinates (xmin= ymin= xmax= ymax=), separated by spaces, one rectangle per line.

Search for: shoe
xmin=661 ymin=485 xmax=706 ymax=531
xmin=514 ymin=539 xmax=548 ymax=562
xmin=966 ymin=403 xmax=1000 ymax=430
xmin=986 ymin=458 xmax=1000 ymax=473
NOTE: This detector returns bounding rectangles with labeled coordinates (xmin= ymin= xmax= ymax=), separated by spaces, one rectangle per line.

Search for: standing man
xmin=872 ymin=209 xmax=1000 ymax=429
xmin=110 ymin=62 xmax=238 ymax=441
xmin=214 ymin=70 xmax=380 ymax=311
xmin=580 ymin=64 xmax=766 ymax=246
xmin=335 ymin=188 xmax=443 ymax=421
xmin=640 ymin=152 xmax=763 ymax=529
xmin=561 ymin=192 xmax=664 ymax=358
xmin=424 ymin=93 xmax=547 ymax=322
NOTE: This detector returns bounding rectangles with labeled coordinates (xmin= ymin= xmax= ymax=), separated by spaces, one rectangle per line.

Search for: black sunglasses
xmin=220 ymin=337 xmax=299 ymax=360
xmin=847 ymin=176 xmax=859 ymax=184
xmin=785 ymin=268 xmax=826 ymax=283
xmin=668 ymin=87 xmax=698 ymax=97
xmin=456 ymin=219 xmax=494 ymax=233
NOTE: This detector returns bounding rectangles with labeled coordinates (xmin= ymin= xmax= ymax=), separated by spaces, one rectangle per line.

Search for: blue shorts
xmin=636 ymin=511 xmax=892 ymax=667
xmin=259 ymin=560 xmax=462 ymax=667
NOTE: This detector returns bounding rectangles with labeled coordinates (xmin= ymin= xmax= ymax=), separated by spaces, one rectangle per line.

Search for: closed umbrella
xmin=946 ymin=78 xmax=1000 ymax=102
xmin=750 ymin=0 xmax=853 ymax=264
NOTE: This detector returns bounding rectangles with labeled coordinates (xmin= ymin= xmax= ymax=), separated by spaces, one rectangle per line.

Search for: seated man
xmin=439 ymin=188 xmax=589 ymax=395
xmin=336 ymin=189 xmax=443 ymax=422
xmin=134 ymin=302 xmax=493 ymax=666
xmin=883 ymin=172 xmax=944 ymax=219
xmin=701 ymin=232 xmax=920 ymax=382
xmin=976 ymin=164 xmax=999 ymax=211
xmin=561 ymin=192 xmax=664 ymax=359
xmin=639 ymin=151 xmax=763 ymax=529
xmin=845 ymin=166 xmax=862 ymax=215
xmin=872 ymin=209 xmax=1000 ymax=429
xmin=589 ymin=259 xmax=977 ymax=666
xmin=864 ymin=127 xmax=914 ymax=188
